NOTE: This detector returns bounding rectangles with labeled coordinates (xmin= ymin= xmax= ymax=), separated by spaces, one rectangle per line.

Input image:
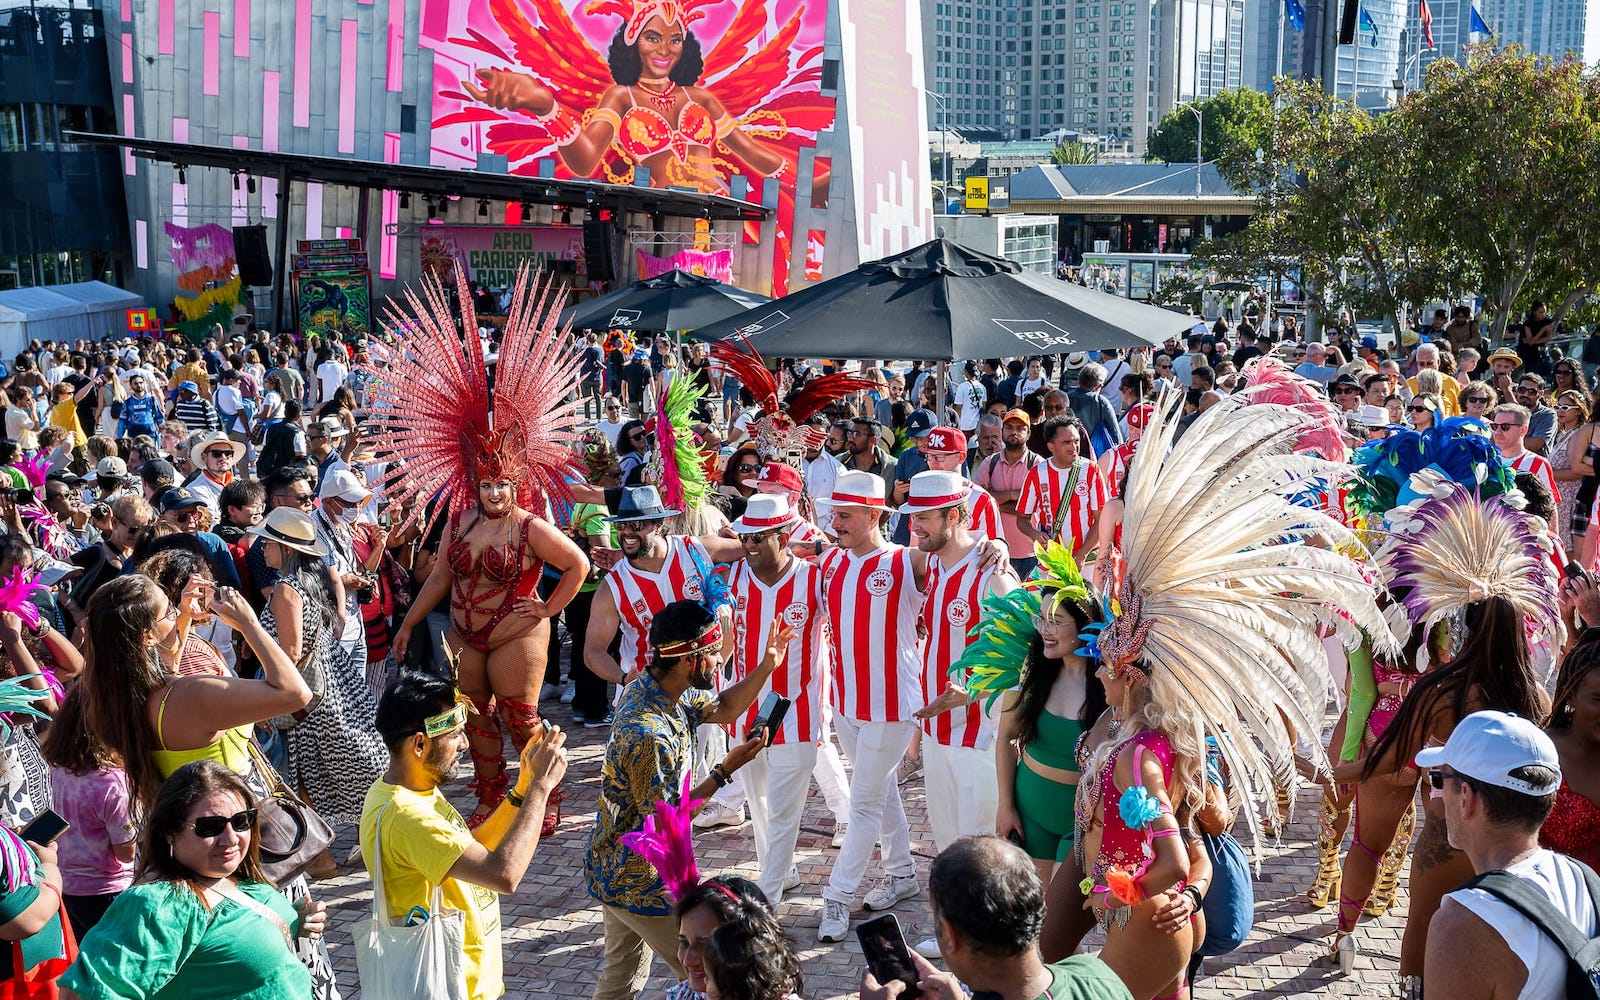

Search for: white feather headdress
xmin=1098 ymin=389 xmax=1397 ymax=842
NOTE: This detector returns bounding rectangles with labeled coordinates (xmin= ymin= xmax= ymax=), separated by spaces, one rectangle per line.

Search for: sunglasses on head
xmin=190 ymin=808 xmax=257 ymax=838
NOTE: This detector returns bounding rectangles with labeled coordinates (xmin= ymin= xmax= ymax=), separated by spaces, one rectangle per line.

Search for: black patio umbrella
xmin=558 ymin=269 xmax=770 ymax=334
xmin=692 ymin=239 xmax=1197 ymax=360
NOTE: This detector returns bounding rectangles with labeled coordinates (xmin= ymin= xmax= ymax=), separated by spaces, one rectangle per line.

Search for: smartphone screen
xmin=749 ymin=691 xmax=780 ymax=739
xmin=20 ymin=809 xmax=70 ymax=847
xmin=856 ymin=914 xmax=922 ymax=999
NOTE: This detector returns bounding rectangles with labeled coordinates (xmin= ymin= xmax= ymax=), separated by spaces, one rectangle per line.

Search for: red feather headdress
xmin=363 ymin=259 xmax=584 ymax=521
xmin=710 ymin=335 xmax=876 ymax=459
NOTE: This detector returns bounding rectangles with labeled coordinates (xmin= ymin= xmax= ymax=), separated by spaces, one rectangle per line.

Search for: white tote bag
xmin=354 ymin=803 xmax=470 ymax=1000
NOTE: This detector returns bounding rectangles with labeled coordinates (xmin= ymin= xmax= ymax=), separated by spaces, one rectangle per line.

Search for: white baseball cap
xmin=1414 ymin=711 xmax=1561 ymax=795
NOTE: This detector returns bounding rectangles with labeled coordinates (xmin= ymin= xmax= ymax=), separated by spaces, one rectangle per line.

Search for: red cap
xmin=747 ymin=462 xmax=804 ymax=495
xmin=922 ymin=427 xmax=968 ymax=454
xmin=1127 ymin=404 xmax=1155 ymax=429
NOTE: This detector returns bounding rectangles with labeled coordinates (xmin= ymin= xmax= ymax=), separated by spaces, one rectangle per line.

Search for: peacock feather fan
xmin=619 ymin=772 xmax=705 ymax=904
xmin=950 ymin=587 xmax=1041 ymax=711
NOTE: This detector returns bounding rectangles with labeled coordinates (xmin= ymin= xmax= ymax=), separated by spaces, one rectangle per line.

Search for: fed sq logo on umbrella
xmin=993 ymin=319 xmax=1075 ymax=352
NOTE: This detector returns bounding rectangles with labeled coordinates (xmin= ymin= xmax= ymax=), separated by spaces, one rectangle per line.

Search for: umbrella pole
xmin=936 ymin=360 xmax=948 ymax=427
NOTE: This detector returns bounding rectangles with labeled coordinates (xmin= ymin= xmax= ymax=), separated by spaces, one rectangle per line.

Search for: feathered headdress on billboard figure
xmin=584 ymin=0 xmax=719 ymax=44
xmin=710 ymin=335 xmax=876 ymax=461
xmin=363 ymin=259 xmax=584 ymax=521
xmin=1098 ymin=390 xmax=1395 ymax=849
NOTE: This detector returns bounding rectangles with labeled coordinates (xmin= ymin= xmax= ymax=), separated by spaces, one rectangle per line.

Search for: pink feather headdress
xmin=1239 ymin=355 xmax=1349 ymax=463
xmin=619 ymin=772 xmax=705 ymax=903
xmin=362 ymin=258 xmax=584 ymax=521
xmin=12 ymin=455 xmax=49 ymax=489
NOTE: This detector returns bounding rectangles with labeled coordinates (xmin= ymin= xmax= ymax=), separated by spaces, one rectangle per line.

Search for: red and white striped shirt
xmin=1508 ymin=450 xmax=1561 ymax=503
xmin=604 ymin=536 xmax=713 ymax=676
xmin=728 ymin=559 xmax=829 ymax=746
xmin=966 ymin=483 xmax=1002 ymax=541
xmin=820 ymin=545 xmax=923 ymax=723
xmin=1102 ymin=440 xmax=1138 ymax=498
xmin=919 ymin=544 xmax=1001 ymax=750
xmin=1017 ymin=457 xmax=1109 ymax=553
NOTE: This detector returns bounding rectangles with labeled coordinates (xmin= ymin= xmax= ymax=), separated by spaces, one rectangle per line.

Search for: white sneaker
xmin=560 ymin=683 xmax=575 ymax=704
xmin=817 ymin=899 xmax=851 ymax=942
xmin=783 ymin=867 xmax=802 ymax=892
xmin=913 ymin=937 xmax=942 ymax=959
xmin=540 ymin=683 xmax=559 ymax=702
xmin=691 ymin=801 xmax=745 ymax=830
xmin=831 ymin=823 xmax=849 ymax=848
xmin=863 ymin=874 xmax=920 ymax=910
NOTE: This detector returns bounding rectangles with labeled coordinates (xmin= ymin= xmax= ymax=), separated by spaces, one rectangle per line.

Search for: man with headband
xmin=361 ymin=671 xmax=570 ymax=1000
xmin=585 ymin=598 xmax=795 ymax=1000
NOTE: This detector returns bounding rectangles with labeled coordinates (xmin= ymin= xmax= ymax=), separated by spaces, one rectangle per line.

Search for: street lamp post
xmin=930 ymin=92 xmax=950 ymax=208
xmin=1187 ymin=103 xmax=1203 ymax=197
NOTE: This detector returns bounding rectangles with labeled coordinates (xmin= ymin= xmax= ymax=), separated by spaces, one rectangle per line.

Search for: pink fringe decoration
xmin=1240 ymin=355 xmax=1349 ymax=463
xmin=13 ymin=455 xmax=49 ymax=489
xmin=0 ymin=569 xmax=45 ymax=633
xmin=619 ymin=772 xmax=705 ymax=903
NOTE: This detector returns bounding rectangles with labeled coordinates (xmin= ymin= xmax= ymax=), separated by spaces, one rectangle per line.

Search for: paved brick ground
xmin=313 ymin=702 xmax=1412 ymax=999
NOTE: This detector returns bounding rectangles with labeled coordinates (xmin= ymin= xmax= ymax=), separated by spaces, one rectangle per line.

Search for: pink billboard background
xmin=417 ymin=0 xmax=835 ymax=295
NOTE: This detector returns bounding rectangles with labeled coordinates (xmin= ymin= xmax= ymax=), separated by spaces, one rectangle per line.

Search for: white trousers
xmin=812 ymin=722 xmax=852 ymax=825
xmin=823 ymin=717 xmax=917 ymax=906
xmin=922 ymin=740 xmax=1000 ymax=853
xmin=742 ymin=740 xmax=817 ymax=903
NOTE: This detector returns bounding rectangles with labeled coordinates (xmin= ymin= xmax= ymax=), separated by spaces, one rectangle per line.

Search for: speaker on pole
xmin=234 ymin=225 xmax=273 ymax=287
xmin=582 ymin=220 xmax=615 ymax=282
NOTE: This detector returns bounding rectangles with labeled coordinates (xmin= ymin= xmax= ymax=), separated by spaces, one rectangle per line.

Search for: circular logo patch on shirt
xmin=865 ymin=569 xmax=894 ymax=596
xmin=948 ymin=598 xmax=973 ymax=627
xmin=1074 ymin=480 xmax=1090 ymax=497
xmin=683 ymin=576 xmax=704 ymax=600
xmin=782 ymin=601 xmax=810 ymax=628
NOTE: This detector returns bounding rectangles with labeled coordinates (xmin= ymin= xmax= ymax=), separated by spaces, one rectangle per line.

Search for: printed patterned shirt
xmin=584 ymin=673 xmax=717 ymax=915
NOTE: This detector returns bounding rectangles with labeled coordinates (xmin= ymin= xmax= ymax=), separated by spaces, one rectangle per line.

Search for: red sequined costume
xmin=1540 ymin=780 xmax=1600 ymax=872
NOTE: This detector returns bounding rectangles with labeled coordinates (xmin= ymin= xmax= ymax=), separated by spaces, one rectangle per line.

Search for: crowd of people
xmin=0 ymin=277 xmax=1591 ymax=1000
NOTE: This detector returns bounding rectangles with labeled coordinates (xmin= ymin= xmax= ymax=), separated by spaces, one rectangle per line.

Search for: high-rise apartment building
xmin=922 ymin=0 xmax=1247 ymax=153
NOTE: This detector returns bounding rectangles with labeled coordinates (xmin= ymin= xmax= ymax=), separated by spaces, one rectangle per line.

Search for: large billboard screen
xmin=420 ymin=0 xmax=834 ymax=294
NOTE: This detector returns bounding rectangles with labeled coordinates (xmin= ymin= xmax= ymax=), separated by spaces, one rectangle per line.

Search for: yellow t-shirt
xmin=359 ymin=782 xmax=503 ymax=1000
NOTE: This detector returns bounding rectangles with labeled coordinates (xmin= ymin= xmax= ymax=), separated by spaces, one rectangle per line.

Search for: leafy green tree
xmin=1146 ymin=88 xmax=1272 ymax=166
xmin=1391 ymin=48 xmax=1600 ymax=337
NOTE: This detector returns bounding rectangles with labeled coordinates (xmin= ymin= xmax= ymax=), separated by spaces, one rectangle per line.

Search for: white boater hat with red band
xmin=816 ymin=469 xmax=888 ymax=510
xmin=897 ymin=470 xmax=969 ymax=514
xmin=729 ymin=494 xmax=802 ymax=534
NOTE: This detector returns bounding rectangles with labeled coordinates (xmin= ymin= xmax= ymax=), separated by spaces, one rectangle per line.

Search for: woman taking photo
xmin=58 ymin=761 xmax=327 ymax=1000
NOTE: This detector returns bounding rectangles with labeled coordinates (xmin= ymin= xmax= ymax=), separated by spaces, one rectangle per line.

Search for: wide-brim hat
xmin=606 ymin=485 xmax=680 ymax=523
xmin=190 ymin=431 xmax=245 ymax=470
xmin=815 ymin=469 xmax=888 ymax=510
xmin=1486 ymin=347 xmax=1523 ymax=365
xmin=729 ymin=494 xmax=800 ymax=534
xmin=247 ymin=507 xmax=329 ymax=558
xmin=897 ymin=470 xmax=969 ymax=515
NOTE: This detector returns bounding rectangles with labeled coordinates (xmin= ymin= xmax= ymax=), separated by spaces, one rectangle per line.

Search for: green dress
xmin=57 ymin=880 xmax=310 ymax=1000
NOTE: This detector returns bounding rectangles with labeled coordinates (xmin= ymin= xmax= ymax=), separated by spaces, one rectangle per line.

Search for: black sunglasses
xmin=205 ymin=449 xmax=233 ymax=459
xmin=190 ymin=808 xmax=257 ymax=838
xmin=1410 ymin=405 xmax=1430 ymax=413
xmin=1426 ymin=770 xmax=1469 ymax=791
